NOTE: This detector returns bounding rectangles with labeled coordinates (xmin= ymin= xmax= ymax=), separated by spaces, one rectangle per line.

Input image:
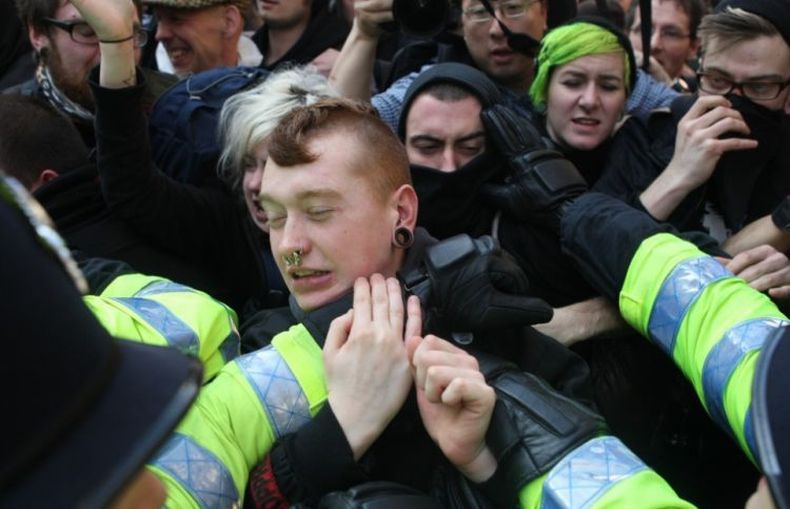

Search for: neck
xmin=265 ymin=17 xmax=310 ymax=65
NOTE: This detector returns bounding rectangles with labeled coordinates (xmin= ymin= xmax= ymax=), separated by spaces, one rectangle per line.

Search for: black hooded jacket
xmin=33 ymin=163 xmax=218 ymax=295
xmin=253 ymin=0 xmax=349 ymax=70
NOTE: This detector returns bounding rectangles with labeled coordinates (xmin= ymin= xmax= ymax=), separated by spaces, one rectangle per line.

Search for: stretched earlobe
xmin=393 ymin=226 xmax=414 ymax=249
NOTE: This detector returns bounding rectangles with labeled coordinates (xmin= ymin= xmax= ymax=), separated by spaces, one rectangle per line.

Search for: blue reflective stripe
xmin=236 ymin=346 xmax=311 ymax=437
xmin=112 ymin=297 xmax=200 ymax=356
xmin=744 ymin=407 xmax=759 ymax=463
xmin=219 ymin=332 xmax=240 ymax=363
xmin=647 ymin=256 xmax=731 ymax=356
xmin=701 ymin=318 xmax=787 ymax=441
xmin=153 ymin=433 xmax=239 ymax=509
xmin=135 ymin=280 xmax=197 ymax=297
xmin=541 ymin=437 xmax=647 ymax=509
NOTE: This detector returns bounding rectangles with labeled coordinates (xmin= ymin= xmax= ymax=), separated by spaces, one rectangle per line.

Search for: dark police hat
xmin=754 ymin=329 xmax=790 ymax=509
xmin=0 ymin=176 xmax=202 ymax=508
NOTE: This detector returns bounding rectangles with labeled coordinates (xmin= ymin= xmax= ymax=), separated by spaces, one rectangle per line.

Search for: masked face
xmin=411 ymin=152 xmax=502 ymax=239
xmin=700 ymin=34 xmax=790 ymax=114
xmin=405 ymin=94 xmax=486 ymax=173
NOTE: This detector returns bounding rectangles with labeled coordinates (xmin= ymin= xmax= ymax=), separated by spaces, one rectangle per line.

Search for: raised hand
xmin=668 ymin=95 xmax=758 ymax=190
xmin=70 ymin=0 xmax=137 ymax=87
xmin=69 ymin=0 xmax=135 ymax=41
xmin=323 ymin=275 xmax=419 ymax=459
xmin=406 ymin=334 xmax=497 ymax=482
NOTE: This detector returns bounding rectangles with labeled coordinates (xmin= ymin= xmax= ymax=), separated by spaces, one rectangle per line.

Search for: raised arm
xmin=329 ymin=0 xmax=392 ymax=100
xmin=638 ymin=95 xmax=758 ymax=221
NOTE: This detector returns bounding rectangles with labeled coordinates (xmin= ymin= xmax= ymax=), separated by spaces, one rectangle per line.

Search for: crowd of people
xmin=1 ymin=0 xmax=789 ymax=507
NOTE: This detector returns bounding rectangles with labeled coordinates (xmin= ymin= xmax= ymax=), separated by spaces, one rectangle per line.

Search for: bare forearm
xmin=329 ymin=23 xmax=379 ymax=101
xmin=98 ymin=40 xmax=136 ymax=89
xmin=638 ymin=164 xmax=695 ymax=221
xmin=534 ymin=296 xmax=627 ymax=347
xmin=723 ymin=215 xmax=790 ymax=255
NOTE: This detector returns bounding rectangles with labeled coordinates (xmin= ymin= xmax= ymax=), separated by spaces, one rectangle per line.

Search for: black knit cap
xmin=715 ymin=0 xmax=790 ymax=48
xmin=398 ymin=63 xmax=503 ymax=140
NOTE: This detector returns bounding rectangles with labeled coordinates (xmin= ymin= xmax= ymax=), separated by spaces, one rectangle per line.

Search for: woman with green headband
xmin=528 ymin=18 xmax=637 ymax=183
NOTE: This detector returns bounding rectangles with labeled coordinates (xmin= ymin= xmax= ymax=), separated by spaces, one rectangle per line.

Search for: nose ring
xmin=283 ymin=249 xmax=303 ymax=268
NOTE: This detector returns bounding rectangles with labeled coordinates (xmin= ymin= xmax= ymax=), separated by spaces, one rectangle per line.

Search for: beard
xmin=42 ymin=45 xmax=95 ymax=112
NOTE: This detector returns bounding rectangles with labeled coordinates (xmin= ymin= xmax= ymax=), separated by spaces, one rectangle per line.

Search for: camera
xmin=390 ymin=0 xmax=450 ymax=38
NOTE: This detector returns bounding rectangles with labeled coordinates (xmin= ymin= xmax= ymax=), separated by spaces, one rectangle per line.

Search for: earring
xmin=393 ymin=227 xmax=414 ymax=249
xmin=283 ymin=248 xmax=303 ymax=268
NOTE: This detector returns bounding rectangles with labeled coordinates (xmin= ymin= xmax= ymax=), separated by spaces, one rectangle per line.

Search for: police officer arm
xmin=329 ymin=0 xmax=392 ymax=100
xmin=638 ymin=95 xmax=758 ymax=220
xmin=563 ymin=192 xmax=785 ymax=464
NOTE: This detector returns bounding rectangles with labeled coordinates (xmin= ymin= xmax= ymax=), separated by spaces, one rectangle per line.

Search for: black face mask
xmin=710 ymin=94 xmax=787 ymax=229
xmin=411 ymin=152 xmax=503 ymax=239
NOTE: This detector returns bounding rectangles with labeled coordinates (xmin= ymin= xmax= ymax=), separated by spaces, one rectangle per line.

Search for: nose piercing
xmin=283 ymin=249 xmax=303 ymax=268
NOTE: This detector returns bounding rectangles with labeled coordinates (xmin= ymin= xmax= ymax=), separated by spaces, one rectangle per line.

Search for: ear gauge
xmin=393 ymin=226 xmax=414 ymax=249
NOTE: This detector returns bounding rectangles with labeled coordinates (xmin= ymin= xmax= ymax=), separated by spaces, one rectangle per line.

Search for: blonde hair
xmin=217 ymin=66 xmax=338 ymax=190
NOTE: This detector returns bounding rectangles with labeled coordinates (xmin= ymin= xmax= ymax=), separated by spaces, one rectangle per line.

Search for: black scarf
xmin=410 ymin=152 xmax=502 ymax=239
xmin=671 ymin=94 xmax=788 ymax=231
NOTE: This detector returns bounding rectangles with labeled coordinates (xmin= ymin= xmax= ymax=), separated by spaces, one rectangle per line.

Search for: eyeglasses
xmin=630 ymin=24 xmax=690 ymax=42
xmin=462 ymin=0 xmax=540 ymax=24
xmin=697 ymin=72 xmax=790 ymax=100
xmin=43 ymin=18 xmax=149 ymax=48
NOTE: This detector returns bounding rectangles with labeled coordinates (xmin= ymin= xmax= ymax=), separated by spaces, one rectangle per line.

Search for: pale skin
xmin=329 ymin=0 xmax=393 ymax=100
xmin=324 ymin=275 xmax=498 ymax=482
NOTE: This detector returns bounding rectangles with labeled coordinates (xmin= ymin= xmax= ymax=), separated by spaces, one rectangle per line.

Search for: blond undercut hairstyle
xmin=217 ymin=66 xmax=337 ymax=191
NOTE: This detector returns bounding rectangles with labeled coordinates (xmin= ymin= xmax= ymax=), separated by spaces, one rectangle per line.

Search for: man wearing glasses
xmin=596 ymin=0 xmax=790 ymax=273
xmin=627 ymin=0 xmax=705 ymax=92
xmin=329 ymin=0 xmax=678 ymax=129
xmin=5 ymin=0 xmax=175 ymax=147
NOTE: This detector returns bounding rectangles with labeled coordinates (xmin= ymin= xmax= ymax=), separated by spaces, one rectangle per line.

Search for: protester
xmin=329 ymin=0 xmax=677 ymax=130
xmin=146 ymin=0 xmax=262 ymax=77
xmin=6 ymin=0 xmax=176 ymax=147
xmin=252 ymin=0 xmax=349 ymax=75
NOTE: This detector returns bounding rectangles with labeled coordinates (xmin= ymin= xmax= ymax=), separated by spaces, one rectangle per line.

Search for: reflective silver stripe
xmin=744 ymin=407 xmax=759 ymax=463
xmin=112 ymin=297 xmax=200 ymax=356
xmin=647 ymin=256 xmax=730 ymax=356
xmin=219 ymin=332 xmax=240 ymax=363
xmin=541 ymin=437 xmax=647 ymax=509
xmin=236 ymin=346 xmax=311 ymax=437
xmin=702 ymin=318 xmax=787 ymax=447
xmin=153 ymin=433 xmax=239 ymax=509
xmin=135 ymin=280 xmax=197 ymax=297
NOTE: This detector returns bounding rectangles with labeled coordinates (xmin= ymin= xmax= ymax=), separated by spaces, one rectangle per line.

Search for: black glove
xmin=399 ymin=234 xmax=553 ymax=342
xmin=480 ymin=104 xmax=587 ymax=232
xmin=477 ymin=355 xmax=608 ymax=508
